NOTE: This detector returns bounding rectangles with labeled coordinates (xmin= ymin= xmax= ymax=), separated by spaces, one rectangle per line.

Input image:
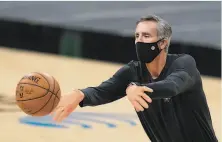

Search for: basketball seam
xmin=30 ymin=92 xmax=54 ymax=115
xmin=55 ymin=88 xmax=60 ymax=99
xmin=16 ymin=83 xmax=59 ymax=100
xmin=50 ymin=89 xmax=61 ymax=113
xmin=51 ymin=76 xmax=57 ymax=98
xmin=32 ymin=72 xmax=50 ymax=89
xmin=18 ymin=82 xmax=48 ymax=90
xmin=50 ymin=96 xmax=57 ymax=113
xmin=49 ymin=76 xmax=57 ymax=112
xmin=16 ymin=84 xmax=49 ymax=102
xmin=29 ymin=74 xmax=56 ymax=115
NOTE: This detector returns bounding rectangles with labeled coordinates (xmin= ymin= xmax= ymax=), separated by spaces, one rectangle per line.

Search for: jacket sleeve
xmin=79 ymin=62 xmax=133 ymax=107
xmin=141 ymin=55 xmax=199 ymax=99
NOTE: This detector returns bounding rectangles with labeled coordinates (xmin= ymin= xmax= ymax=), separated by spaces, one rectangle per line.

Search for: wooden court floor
xmin=0 ymin=47 xmax=221 ymax=142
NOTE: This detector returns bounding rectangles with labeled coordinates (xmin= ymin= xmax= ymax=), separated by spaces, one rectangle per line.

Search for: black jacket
xmin=79 ymin=54 xmax=218 ymax=142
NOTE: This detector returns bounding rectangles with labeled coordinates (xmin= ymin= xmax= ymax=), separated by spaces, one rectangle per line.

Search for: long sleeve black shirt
xmin=79 ymin=54 xmax=218 ymax=142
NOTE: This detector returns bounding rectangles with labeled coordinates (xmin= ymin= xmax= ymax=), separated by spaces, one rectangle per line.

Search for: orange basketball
xmin=15 ymin=72 xmax=61 ymax=116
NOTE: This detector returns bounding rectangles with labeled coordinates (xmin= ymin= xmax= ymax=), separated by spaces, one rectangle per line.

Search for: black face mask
xmin=135 ymin=39 xmax=163 ymax=63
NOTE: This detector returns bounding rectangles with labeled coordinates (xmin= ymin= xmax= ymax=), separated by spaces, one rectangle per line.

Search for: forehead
xmin=135 ymin=21 xmax=158 ymax=35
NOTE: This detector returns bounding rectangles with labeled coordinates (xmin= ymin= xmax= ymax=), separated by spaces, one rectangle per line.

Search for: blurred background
xmin=0 ymin=1 xmax=220 ymax=77
xmin=0 ymin=1 xmax=221 ymax=142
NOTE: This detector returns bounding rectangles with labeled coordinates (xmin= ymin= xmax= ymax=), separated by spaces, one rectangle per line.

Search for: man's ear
xmin=158 ymin=39 xmax=168 ymax=50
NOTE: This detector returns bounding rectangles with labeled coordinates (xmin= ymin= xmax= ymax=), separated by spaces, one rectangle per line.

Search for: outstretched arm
xmin=79 ymin=62 xmax=133 ymax=107
xmin=52 ymin=62 xmax=134 ymax=122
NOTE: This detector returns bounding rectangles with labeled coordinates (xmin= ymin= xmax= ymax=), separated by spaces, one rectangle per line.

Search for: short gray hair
xmin=136 ymin=15 xmax=172 ymax=52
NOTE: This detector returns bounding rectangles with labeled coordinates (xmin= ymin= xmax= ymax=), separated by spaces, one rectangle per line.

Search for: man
xmin=52 ymin=15 xmax=218 ymax=142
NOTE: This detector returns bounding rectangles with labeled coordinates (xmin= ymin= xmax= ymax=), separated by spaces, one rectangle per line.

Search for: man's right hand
xmin=51 ymin=89 xmax=85 ymax=122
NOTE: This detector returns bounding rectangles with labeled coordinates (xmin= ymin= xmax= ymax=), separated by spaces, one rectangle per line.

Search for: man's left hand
xmin=126 ymin=83 xmax=153 ymax=112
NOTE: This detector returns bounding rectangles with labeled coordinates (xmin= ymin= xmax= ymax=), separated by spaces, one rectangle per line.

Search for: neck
xmin=145 ymin=52 xmax=167 ymax=79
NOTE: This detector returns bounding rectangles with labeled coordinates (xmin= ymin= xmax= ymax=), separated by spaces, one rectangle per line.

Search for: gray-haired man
xmin=52 ymin=15 xmax=218 ymax=142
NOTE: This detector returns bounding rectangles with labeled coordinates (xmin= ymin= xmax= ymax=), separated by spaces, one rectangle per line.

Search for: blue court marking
xmin=19 ymin=112 xmax=138 ymax=129
xmin=19 ymin=119 xmax=67 ymax=128
xmin=68 ymin=115 xmax=116 ymax=128
xmin=71 ymin=112 xmax=137 ymax=126
xmin=61 ymin=119 xmax=92 ymax=128
xmin=19 ymin=116 xmax=92 ymax=129
xmin=74 ymin=112 xmax=138 ymax=118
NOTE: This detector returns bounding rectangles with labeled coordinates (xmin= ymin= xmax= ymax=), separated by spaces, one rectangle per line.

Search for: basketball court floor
xmin=0 ymin=47 xmax=221 ymax=142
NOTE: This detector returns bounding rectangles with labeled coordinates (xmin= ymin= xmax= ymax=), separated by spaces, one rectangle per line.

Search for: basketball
xmin=15 ymin=72 xmax=61 ymax=116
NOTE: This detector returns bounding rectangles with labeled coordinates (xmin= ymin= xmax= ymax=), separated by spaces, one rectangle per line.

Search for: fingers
xmin=50 ymin=105 xmax=62 ymax=115
xmin=132 ymin=101 xmax=144 ymax=112
xmin=56 ymin=109 xmax=69 ymax=122
xmin=132 ymin=96 xmax=151 ymax=112
xmin=127 ymin=85 xmax=153 ymax=112
xmin=58 ymin=104 xmax=77 ymax=122
xmin=141 ymin=86 xmax=153 ymax=93
xmin=140 ymin=93 xmax=152 ymax=103
xmin=135 ymin=96 xmax=149 ymax=109
xmin=52 ymin=107 xmax=65 ymax=122
xmin=52 ymin=104 xmax=76 ymax=122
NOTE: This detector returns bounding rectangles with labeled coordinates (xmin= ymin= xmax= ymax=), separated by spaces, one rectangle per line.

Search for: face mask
xmin=135 ymin=39 xmax=163 ymax=63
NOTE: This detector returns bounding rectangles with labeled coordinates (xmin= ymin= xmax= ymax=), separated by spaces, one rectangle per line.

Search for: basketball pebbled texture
xmin=16 ymin=72 xmax=61 ymax=116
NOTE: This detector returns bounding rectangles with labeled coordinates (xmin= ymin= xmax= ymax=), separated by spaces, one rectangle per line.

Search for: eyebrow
xmin=135 ymin=32 xmax=152 ymax=36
